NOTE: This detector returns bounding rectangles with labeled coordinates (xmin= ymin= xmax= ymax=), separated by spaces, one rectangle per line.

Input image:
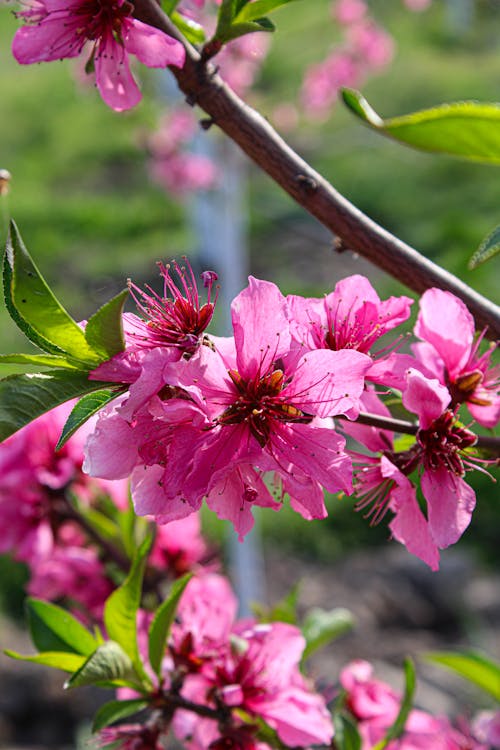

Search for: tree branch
xmin=132 ymin=0 xmax=500 ymax=339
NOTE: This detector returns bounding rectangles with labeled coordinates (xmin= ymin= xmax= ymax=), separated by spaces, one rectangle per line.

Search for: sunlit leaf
xmin=235 ymin=0 xmax=300 ymax=22
xmin=171 ymin=12 xmax=206 ymax=44
xmin=425 ymin=651 xmax=500 ymax=701
xmin=148 ymin=573 xmax=192 ymax=677
xmin=342 ymin=90 xmax=500 ymax=164
xmin=92 ymin=698 xmax=149 ymax=733
xmin=469 ymin=224 xmax=500 ymax=269
xmin=55 ymin=388 xmax=124 ymax=450
xmin=26 ymin=598 xmax=97 ymax=656
xmin=0 ymin=353 xmax=78 ymax=369
xmin=4 ymin=649 xmax=87 ymax=673
xmin=64 ymin=641 xmax=136 ymax=689
xmin=0 ymin=370 xmax=111 ymax=441
xmin=4 ymin=221 xmax=100 ymax=366
xmin=104 ymin=535 xmax=153 ymax=688
xmin=84 ymin=288 xmax=128 ymax=361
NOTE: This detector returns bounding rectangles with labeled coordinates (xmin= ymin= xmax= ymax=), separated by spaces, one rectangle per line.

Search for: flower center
xmin=417 ymin=409 xmax=477 ymax=476
xmin=217 ymin=368 xmax=311 ymax=447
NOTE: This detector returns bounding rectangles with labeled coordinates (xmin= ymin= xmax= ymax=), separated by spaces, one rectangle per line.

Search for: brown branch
xmin=132 ymin=0 xmax=500 ymax=339
xmin=339 ymin=411 xmax=500 ymax=456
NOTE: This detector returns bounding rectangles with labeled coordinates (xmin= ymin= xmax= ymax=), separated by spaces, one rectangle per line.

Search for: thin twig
xmin=132 ymin=0 xmax=500 ymax=339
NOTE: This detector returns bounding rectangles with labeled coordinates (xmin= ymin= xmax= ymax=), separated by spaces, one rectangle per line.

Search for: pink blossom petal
xmin=231 ymin=277 xmax=291 ymax=378
xmin=131 ymin=463 xmax=200 ymax=522
xmin=388 ymin=479 xmax=440 ymax=571
xmin=124 ymin=18 xmax=186 ymax=68
xmin=422 ymin=467 xmax=475 ymax=548
xmin=415 ymin=288 xmax=474 ymax=378
xmin=13 ymin=22 xmax=82 ymax=64
xmin=83 ymin=412 xmax=137 ymax=479
xmin=402 ymin=368 xmax=450 ymax=429
xmin=95 ymin=42 xmax=142 ymax=111
xmin=287 ymin=349 xmax=371 ymax=419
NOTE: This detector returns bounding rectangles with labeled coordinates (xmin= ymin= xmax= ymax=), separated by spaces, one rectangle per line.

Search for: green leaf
xmin=4 ymin=221 xmax=101 ymax=366
xmin=4 ymin=649 xmax=87 ymax=673
xmin=92 ymin=698 xmax=149 ymax=733
xmin=235 ymin=0 xmax=300 ymax=22
xmin=26 ymin=598 xmax=97 ymax=656
xmin=469 ymin=224 xmax=500 ymax=269
xmin=341 ymin=90 xmax=500 ymax=164
xmin=222 ymin=18 xmax=275 ymax=40
xmin=148 ymin=573 xmax=192 ymax=676
xmin=171 ymin=12 xmax=206 ymax=44
xmin=104 ymin=535 xmax=153 ymax=688
xmin=84 ymin=289 xmax=128 ymax=361
xmin=425 ymin=650 xmax=500 ymax=702
xmin=216 ymin=0 xmax=237 ymax=35
xmin=0 ymin=370 xmax=111 ymax=441
xmin=254 ymin=582 xmax=300 ymax=625
xmin=163 ymin=0 xmax=181 ymax=13
xmin=373 ymin=658 xmax=416 ymax=750
xmin=55 ymin=388 xmax=124 ymax=450
xmin=302 ymin=607 xmax=354 ymax=661
xmin=333 ymin=712 xmax=362 ymax=750
xmin=0 ymin=353 xmax=78 ymax=369
xmin=64 ymin=641 xmax=136 ymax=690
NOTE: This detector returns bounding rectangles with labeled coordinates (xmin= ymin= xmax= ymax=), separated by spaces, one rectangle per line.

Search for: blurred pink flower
xmin=333 ymin=0 xmax=367 ymax=25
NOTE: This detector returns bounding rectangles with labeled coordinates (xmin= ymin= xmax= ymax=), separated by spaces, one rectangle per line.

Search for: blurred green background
xmin=0 ymin=0 xmax=499 ymax=587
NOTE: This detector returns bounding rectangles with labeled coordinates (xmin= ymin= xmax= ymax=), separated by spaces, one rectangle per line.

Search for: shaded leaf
xmin=0 ymin=370 xmax=111 ymax=441
xmin=104 ymin=536 xmax=153 ymax=688
xmin=56 ymin=388 xmax=124 ymax=450
xmin=64 ymin=641 xmax=136 ymax=689
xmin=469 ymin=224 xmax=500 ymax=269
xmin=333 ymin=712 xmax=362 ymax=750
xmin=84 ymin=289 xmax=128 ymax=361
xmin=4 ymin=221 xmax=100 ymax=366
xmin=373 ymin=658 xmax=416 ymax=750
xmin=93 ymin=698 xmax=149 ymax=733
xmin=26 ymin=598 xmax=97 ymax=656
xmin=302 ymin=607 xmax=354 ymax=661
xmin=425 ymin=651 xmax=500 ymax=702
xmin=148 ymin=573 xmax=192 ymax=676
xmin=4 ymin=649 xmax=87 ymax=673
xmin=342 ymin=89 xmax=500 ymax=164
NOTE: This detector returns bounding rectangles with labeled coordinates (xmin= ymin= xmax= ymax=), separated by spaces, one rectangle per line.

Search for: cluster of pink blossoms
xmin=82 ymin=262 xmax=498 ymax=570
xmin=105 ymin=573 xmax=334 ymax=750
xmin=12 ymin=0 xmax=185 ymax=110
xmin=0 ymin=402 xmax=212 ymax=620
xmin=341 ymin=659 xmax=487 ymax=749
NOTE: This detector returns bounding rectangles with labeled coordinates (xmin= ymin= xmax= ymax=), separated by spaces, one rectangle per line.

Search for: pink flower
xmin=333 ymin=0 xmax=367 ymax=25
xmin=349 ymin=370 xmax=481 ymax=570
xmin=149 ymin=513 xmax=211 ymax=576
xmin=98 ymin=724 xmax=162 ymax=750
xmin=287 ymin=275 xmax=414 ymax=389
xmin=171 ymin=575 xmax=333 ymax=749
xmin=12 ymin=0 xmax=185 ymax=110
xmin=414 ymin=288 xmax=500 ymax=428
xmin=341 ymin=660 xmax=479 ymax=750
xmin=404 ymin=0 xmax=432 ymax=10
xmin=119 ymin=277 xmax=371 ymax=536
xmin=473 ymin=711 xmax=500 ymax=748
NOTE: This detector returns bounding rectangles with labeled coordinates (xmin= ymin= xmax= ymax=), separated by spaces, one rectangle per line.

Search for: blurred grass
xmin=0 ymin=2 xmax=499 ymax=570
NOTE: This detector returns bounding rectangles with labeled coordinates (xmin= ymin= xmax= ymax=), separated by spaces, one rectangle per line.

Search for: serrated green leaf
xmin=92 ymin=698 xmax=149 ymax=733
xmin=148 ymin=573 xmax=192 ymax=676
xmin=469 ymin=224 xmax=500 ymax=269
xmin=4 ymin=222 xmax=101 ymax=366
xmin=104 ymin=535 xmax=153 ymax=688
xmin=425 ymin=651 xmax=500 ymax=701
xmin=302 ymin=607 xmax=354 ymax=661
xmin=342 ymin=90 xmax=500 ymax=164
xmin=333 ymin=712 xmax=362 ymax=750
xmin=0 ymin=353 xmax=78 ymax=369
xmin=26 ymin=598 xmax=97 ymax=656
xmin=4 ymin=649 xmax=87 ymax=673
xmin=56 ymin=388 xmax=124 ymax=450
xmin=171 ymin=12 xmax=206 ymax=44
xmin=84 ymin=289 xmax=128 ymax=361
xmin=235 ymin=0 xmax=300 ymax=22
xmin=373 ymin=658 xmax=416 ymax=750
xmin=64 ymin=641 xmax=136 ymax=690
xmin=0 ymin=370 xmax=111 ymax=442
